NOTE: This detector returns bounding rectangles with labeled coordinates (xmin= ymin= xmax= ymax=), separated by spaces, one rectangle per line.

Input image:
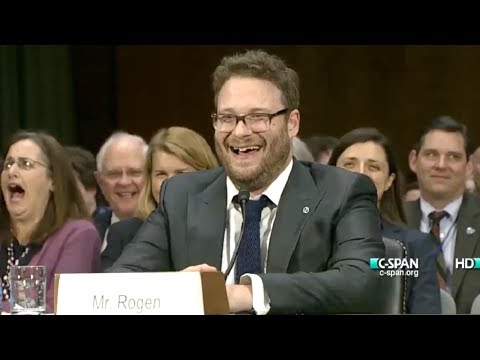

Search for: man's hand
xmin=181 ymin=264 xmax=218 ymax=272
xmin=226 ymin=284 xmax=253 ymax=314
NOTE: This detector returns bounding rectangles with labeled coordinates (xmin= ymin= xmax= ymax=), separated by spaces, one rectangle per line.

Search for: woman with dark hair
xmin=329 ymin=127 xmax=440 ymax=314
xmin=0 ymin=131 xmax=101 ymax=313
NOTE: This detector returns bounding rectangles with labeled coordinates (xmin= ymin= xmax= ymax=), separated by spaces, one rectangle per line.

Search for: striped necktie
xmin=429 ymin=210 xmax=449 ymax=290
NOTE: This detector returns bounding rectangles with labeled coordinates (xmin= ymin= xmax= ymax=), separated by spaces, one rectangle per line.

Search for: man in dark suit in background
xmin=406 ymin=116 xmax=480 ymax=314
xmin=108 ymin=49 xmax=386 ymax=314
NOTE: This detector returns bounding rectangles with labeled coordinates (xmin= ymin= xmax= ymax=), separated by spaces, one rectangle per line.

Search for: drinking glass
xmin=9 ymin=266 xmax=46 ymax=315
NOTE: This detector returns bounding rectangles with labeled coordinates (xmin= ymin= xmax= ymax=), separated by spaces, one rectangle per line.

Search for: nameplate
xmin=54 ymin=271 xmax=229 ymax=315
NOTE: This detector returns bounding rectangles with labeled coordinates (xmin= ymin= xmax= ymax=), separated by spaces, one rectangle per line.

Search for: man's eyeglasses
xmin=212 ymin=108 xmax=289 ymax=133
xmin=2 ymin=157 xmax=49 ymax=171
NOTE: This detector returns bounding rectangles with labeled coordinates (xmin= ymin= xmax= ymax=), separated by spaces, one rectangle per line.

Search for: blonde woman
xmin=101 ymin=127 xmax=218 ymax=270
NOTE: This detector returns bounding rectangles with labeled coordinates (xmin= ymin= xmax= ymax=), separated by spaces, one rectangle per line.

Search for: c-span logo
xmin=370 ymin=258 xmax=419 ymax=278
xmin=370 ymin=258 xmax=418 ymax=269
xmin=455 ymin=258 xmax=480 ymax=269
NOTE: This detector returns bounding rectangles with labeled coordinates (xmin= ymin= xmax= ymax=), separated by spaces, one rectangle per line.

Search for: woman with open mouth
xmin=0 ymin=131 xmax=101 ymax=314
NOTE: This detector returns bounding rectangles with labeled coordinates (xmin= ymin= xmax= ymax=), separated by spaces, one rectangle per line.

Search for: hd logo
xmin=455 ymin=258 xmax=480 ymax=269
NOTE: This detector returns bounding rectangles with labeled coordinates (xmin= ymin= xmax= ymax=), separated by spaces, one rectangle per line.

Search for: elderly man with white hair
xmin=94 ymin=131 xmax=148 ymax=252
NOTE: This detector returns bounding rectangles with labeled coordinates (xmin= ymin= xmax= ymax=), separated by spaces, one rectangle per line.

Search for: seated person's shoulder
xmin=401 ymin=227 xmax=435 ymax=255
xmin=61 ymin=218 xmax=97 ymax=232
xmin=109 ymin=217 xmax=143 ymax=233
xmin=58 ymin=219 xmax=101 ymax=242
xmin=93 ymin=206 xmax=110 ymax=217
xmin=402 ymin=227 xmax=432 ymax=244
xmin=45 ymin=219 xmax=100 ymax=252
xmin=93 ymin=206 xmax=112 ymax=224
xmin=467 ymin=190 xmax=480 ymax=203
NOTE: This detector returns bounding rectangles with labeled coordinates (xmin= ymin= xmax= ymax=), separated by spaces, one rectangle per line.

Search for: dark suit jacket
xmin=381 ymin=219 xmax=441 ymax=314
xmin=93 ymin=206 xmax=112 ymax=240
xmin=108 ymin=160 xmax=386 ymax=314
xmin=101 ymin=217 xmax=143 ymax=271
xmin=404 ymin=192 xmax=480 ymax=314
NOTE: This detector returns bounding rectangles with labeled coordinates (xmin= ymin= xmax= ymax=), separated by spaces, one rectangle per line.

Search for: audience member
xmin=329 ymin=127 xmax=440 ymax=314
xmin=292 ymin=136 xmax=314 ymax=161
xmin=65 ymin=146 xmax=102 ymax=217
xmin=406 ymin=115 xmax=480 ymax=313
xmin=468 ymin=145 xmax=480 ymax=194
xmin=304 ymin=135 xmax=339 ymax=164
xmin=94 ymin=131 xmax=147 ymax=252
xmin=0 ymin=131 xmax=100 ymax=313
xmin=101 ymin=126 xmax=218 ymax=270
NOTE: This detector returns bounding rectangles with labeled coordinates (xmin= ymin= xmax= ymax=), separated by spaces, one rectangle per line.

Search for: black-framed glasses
xmin=212 ymin=108 xmax=289 ymax=133
xmin=2 ymin=157 xmax=49 ymax=171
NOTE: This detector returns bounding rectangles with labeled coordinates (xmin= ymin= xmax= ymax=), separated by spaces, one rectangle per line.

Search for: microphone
xmin=224 ymin=189 xmax=249 ymax=281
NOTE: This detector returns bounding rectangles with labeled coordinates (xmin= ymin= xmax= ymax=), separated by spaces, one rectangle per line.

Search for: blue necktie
xmin=235 ymin=195 xmax=271 ymax=284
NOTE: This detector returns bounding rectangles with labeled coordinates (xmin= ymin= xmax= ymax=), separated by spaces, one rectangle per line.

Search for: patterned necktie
xmin=429 ymin=210 xmax=449 ymax=289
xmin=235 ymin=195 xmax=271 ymax=284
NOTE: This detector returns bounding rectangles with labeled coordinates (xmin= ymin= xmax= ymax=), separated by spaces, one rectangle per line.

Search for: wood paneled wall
xmin=75 ymin=45 xmax=480 ymax=178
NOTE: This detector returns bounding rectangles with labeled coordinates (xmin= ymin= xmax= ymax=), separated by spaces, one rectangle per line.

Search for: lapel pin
xmin=466 ymin=227 xmax=476 ymax=235
xmin=303 ymin=207 xmax=309 ymax=214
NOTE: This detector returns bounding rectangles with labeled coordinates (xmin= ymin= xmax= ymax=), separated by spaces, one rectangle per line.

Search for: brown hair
xmin=65 ymin=146 xmax=97 ymax=190
xmin=136 ymin=127 xmax=218 ymax=220
xmin=0 ymin=131 xmax=90 ymax=246
xmin=328 ymin=127 xmax=406 ymax=226
xmin=414 ymin=115 xmax=475 ymax=157
xmin=212 ymin=49 xmax=300 ymax=110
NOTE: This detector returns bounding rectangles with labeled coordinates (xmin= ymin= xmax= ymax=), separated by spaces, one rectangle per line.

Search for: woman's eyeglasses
xmin=2 ymin=157 xmax=49 ymax=171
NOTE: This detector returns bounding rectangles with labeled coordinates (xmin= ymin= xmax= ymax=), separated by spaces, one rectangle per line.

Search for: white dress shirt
xmin=419 ymin=195 xmax=463 ymax=276
xmin=222 ymin=159 xmax=293 ymax=315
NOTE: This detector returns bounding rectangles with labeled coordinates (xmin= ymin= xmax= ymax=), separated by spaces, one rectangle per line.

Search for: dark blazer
xmin=108 ymin=160 xmax=386 ymax=314
xmin=101 ymin=217 xmax=143 ymax=271
xmin=93 ymin=206 xmax=112 ymax=240
xmin=381 ymin=219 xmax=441 ymax=314
xmin=404 ymin=192 xmax=480 ymax=314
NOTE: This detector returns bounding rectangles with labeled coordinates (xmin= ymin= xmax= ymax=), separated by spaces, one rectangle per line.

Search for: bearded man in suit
xmin=108 ymin=49 xmax=386 ymax=315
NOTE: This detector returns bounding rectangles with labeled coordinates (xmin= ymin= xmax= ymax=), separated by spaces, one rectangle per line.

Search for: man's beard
xmin=215 ymin=128 xmax=291 ymax=192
